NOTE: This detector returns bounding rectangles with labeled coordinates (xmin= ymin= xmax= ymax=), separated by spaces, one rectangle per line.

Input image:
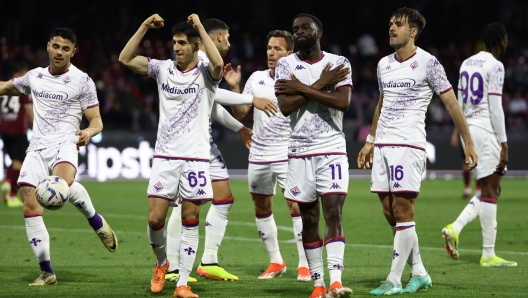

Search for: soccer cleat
xmin=480 ymin=256 xmax=517 ymax=267
xmin=151 ymin=260 xmax=170 ymax=293
xmin=403 ymin=273 xmax=432 ymax=293
xmin=29 ymin=271 xmax=57 ymax=286
xmin=297 ymin=266 xmax=311 ymax=282
xmin=95 ymin=215 xmax=118 ymax=252
xmin=309 ymin=286 xmax=327 ymax=298
xmin=196 ymin=263 xmax=238 ymax=281
xmin=6 ymin=196 xmax=23 ymax=207
xmin=258 ymin=260 xmax=286 ymax=279
xmin=165 ymin=270 xmax=198 ymax=283
xmin=174 ymin=285 xmax=198 ymax=298
xmin=441 ymin=224 xmax=459 ymax=260
xmin=327 ymin=281 xmax=353 ymax=297
xmin=370 ymin=280 xmax=403 ymax=296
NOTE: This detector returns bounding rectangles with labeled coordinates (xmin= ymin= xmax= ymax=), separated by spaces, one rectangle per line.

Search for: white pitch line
xmin=1 ymin=224 xmax=527 ymax=256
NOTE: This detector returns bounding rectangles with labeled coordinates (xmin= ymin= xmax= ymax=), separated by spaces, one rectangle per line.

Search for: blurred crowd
xmin=1 ymin=2 xmax=527 ymax=142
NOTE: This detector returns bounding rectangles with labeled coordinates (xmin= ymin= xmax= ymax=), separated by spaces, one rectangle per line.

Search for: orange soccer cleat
xmin=151 ymin=260 xmax=169 ymax=293
xmin=174 ymin=285 xmax=199 ymax=298
xmin=258 ymin=260 xmax=287 ymax=279
xmin=309 ymin=286 xmax=328 ymax=298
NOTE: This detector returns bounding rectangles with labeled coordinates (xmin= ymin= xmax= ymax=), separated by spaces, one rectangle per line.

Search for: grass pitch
xmin=0 ymin=178 xmax=527 ymax=297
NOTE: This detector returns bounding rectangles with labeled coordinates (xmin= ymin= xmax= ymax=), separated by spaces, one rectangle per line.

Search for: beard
xmin=294 ymin=35 xmax=317 ymax=51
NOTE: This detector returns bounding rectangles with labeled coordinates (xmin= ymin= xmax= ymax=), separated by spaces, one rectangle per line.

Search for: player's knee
xmin=148 ymin=219 xmax=165 ymax=230
xmin=254 ymin=204 xmax=271 ymax=216
xmin=322 ymin=205 xmax=342 ymax=223
xmin=288 ymin=202 xmax=300 ymax=215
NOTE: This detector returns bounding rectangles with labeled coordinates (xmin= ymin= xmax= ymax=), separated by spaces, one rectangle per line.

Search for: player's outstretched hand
xmin=357 ymin=142 xmax=374 ymax=169
xmin=275 ymin=73 xmax=305 ymax=95
xmin=253 ymin=97 xmax=278 ymax=117
xmin=237 ymin=126 xmax=253 ymax=150
xmin=75 ymin=129 xmax=92 ymax=147
xmin=143 ymin=14 xmax=164 ymax=29
xmin=223 ymin=63 xmax=241 ymax=88
xmin=187 ymin=14 xmax=202 ymax=29
xmin=318 ymin=63 xmax=350 ymax=87
xmin=464 ymin=145 xmax=478 ymax=170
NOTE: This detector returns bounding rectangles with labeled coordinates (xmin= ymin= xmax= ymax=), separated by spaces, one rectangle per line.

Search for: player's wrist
xmin=366 ymin=134 xmax=375 ymax=144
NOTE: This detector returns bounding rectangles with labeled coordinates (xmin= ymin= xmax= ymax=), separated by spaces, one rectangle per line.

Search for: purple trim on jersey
xmin=182 ymin=197 xmax=213 ymax=202
xmin=426 ymin=57 xmax=452 ymax=95
xmin=47 ymin=67 xmax=70 ymax=76
xmin=268 ymin=69 xmax=275 ymax=80
xmin=17 ymin=182 xmax=36 ymax=188
xmin=370 ymin=190 xmax=391 ymax=194
xmin=211 ymin=178 xmax=230 ymax=182
xmin=148 ymin=194 xmax=172 ymax=201
xmin=86 ymin=103 xmax=99 ymax=109
xmin=285 ymin=197 xmax=315 ymax=204
xmin=320 ymin=192 xmax=348 ymax=196
xmin=489 ymin=92 xmax=502 ymax=96
xmin=394 ymin=52 xmax=417 ymax=63
xmin=248 ymin=159 xmax=288 ymax=165
xmin=177 ymin=63 xmax=198 ymax=74
xmin=392 ymin=190 xmax=420 ymax=195
xmin=297 ymin=53 xmax=325 ymax=65
xmin=374 ymin=144 xmax=426 ymax=151
xmin=153 ymin=155 xmax=210 ymax=162
xmin=440 ymin=86 xmax=453 ymax=95
xmin=288 ymin=152 xmax=347 ymax=158
xmin=250 ymin=192 xmax=274 ymax=196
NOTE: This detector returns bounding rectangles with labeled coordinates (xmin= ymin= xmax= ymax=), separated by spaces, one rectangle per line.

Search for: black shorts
xmin=2 ymin=133 xmax=29 ymax=161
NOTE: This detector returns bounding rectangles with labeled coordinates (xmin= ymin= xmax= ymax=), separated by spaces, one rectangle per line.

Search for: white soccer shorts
xmin=148 ymin=158 xmax=213 ymax=205
xmin=248 ymin=161 xmax=288 ymax=196
xmin=209 ymin=143 xmax=229 ymax=182
xmin=370 ymin=145 xmax=426 ymax=194
xmin=284 ymin=154 xmax=349 ymax=204
xmin=18 ymin=142 xmax=78 ymax=188
xmin=463 ymin=126 xmax=501 ymax=180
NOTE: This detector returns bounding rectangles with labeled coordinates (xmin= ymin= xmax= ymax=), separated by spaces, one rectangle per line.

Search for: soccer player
xmin=1 ymin=61 xmax=34 ymax=207
xmin=118 ymin=13 xmax=223 ymax=298
xmin=357 ymin=8 xmax=478 ymax=295
xmin=0 ymin=28 xmax=118 ymax=286
xmin=164 ymin=18 xmax=278 ymax=283
xmin=275 ymin=13 xmax=354 ymax=298
xmin=451 ymin=128 xmax=481 ymax=198
xmin=442 ymin=22 xmax=517 ymax=267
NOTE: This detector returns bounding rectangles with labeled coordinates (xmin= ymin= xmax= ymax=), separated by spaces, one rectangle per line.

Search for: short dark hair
xmin=293 ymin=13 xmax=323 ymax=31
xmin=203 ymin=18 xmax=229 ymax=35
xmin=50 ymin=28 xmax=77 ymax=45
xmin=12 ymin=60 xmax=29 ymax=73
xmin=172 ymin=22 xmax=201 ymax=43
xmin=481 ymin=22 xmax=507 ymax=50
xmin=266 ymin=30 xmax=294 ymax=51
xmin=390 ymin=7 xmax=426 ymax=41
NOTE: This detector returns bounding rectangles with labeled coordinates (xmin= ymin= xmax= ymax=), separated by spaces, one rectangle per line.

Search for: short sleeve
xmin=426 ymin=57 xmax=452 ymax=95
xmin=12 ymin=70 xmax=32 ymax=95
xmin=488 ymin=62 xmax=505 ymax=96
xmin=242 ymin=72 xmax=258 ymax=95
xmin=79 ymin=75 xmax=99 ymax=110
xmin=275 ymin=58 xmax=291 ymax=80
xmin=335 ymin=57 xmax=353 ymax=89
xmin=147 ymin=58 xmax=164 ymax=80
xmin=377 ymin=62 xmax=383 ymax=93
xmin=204 ymin=63 xmax=222 ymax=86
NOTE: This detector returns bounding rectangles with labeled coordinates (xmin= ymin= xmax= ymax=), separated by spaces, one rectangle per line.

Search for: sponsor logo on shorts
xmin=153 ymin=182 xmax=164 ymax=192
xmin=250 ymin=181 xmax=258 ymax=189
xmin=393 ymin=182 xmax=401 ymax=189
xmin=290 ymin=186 xmax=301 ymax=196
xmin=62 ymin=76 xmax=71 ymax=84
xmin=330 ymin=183 xmax=341 ymax=189
xmin=197 ymin=189 xmax=206 ymax=195
xmin=20 ymin=171 xmax=27 ymax=178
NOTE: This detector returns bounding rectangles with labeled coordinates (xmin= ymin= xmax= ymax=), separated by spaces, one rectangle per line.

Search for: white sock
xmin=178 ymin=220 xmax=199 ymax=287
xmin=452 ymin=194 xmax=481 ymax=234
xmin=325 ymin=237 xmax=345 ymax=285
xmin=479 ymin=197 xmax=497 ymax=259
xmin=25 ymin=215 xmax=53 ymax=273
xmin=167 ymin=206 xmax=182 ymax=272
xmin=69 ymin=182 xmax=96 ymax=218
xmin=292 ymin=214 xmax=308 ymax=268
xmin=387 ymin=222 xmax=415 ymax=285
xmin=409 ymin=232 xmax=427 ymax=276
xmin=304 ymin=241 xmax=325 ymax=288
xmin=255 ymin=212 xmax=282 ymax=264
xmin=201 ymin=198 xmax=233 ymax=264
xmin=147 ymin=223 xmax=167 ymax=266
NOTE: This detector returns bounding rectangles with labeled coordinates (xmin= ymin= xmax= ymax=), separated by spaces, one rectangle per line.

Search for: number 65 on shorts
xmin=370 ymin=146 xmax=426 ymax=194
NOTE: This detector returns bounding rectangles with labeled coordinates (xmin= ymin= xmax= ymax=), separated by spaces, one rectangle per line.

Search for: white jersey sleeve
xmin=12 ymin=70 xmax=33 ymax=95
xmin=148 ymin=58 xmax=164 ymax=80
xmin=425 ymin=57 xmax=452 ymax=95
xmin=79 ymin=75 xmax=99 ymax=109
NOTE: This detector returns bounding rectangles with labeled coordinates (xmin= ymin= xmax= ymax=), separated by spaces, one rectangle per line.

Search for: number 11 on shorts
xmin=389 ymin=165 xmax=404 ymax=181
xmin=329 ymin=163 xmax=342 ymax=180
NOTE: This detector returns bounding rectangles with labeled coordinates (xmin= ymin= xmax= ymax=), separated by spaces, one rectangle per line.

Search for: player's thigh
xmin=371 ymin=146 xmax=390 ymax=194
xmin=179 ymin=160 xmax=213 ymax=205
xmin=315 ymin=154 xmax=349 ymax=197
xmin=248 ymin=162 xmax=276 ymax=196
xmin=272 ymin=161 xmax=288 ymax=194
xmin=212 ymin=180 xmax=233 ymax=200
xmin=385 ymin=146 xmax=426 ymax=194
xmin=18 ymin=151 xmax=49 ymax=189
xmin=284 ymin=157 xmax=317 ymax=204
xmin=469 ymin=127 xmax=500 ymax=180
xmin=49 ymin=143 xmax=79 ymax=184
xmin=209 ymin=143 xmax=229 ymax=183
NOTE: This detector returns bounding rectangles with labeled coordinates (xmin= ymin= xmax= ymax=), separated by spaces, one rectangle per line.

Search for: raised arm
xmin=188 ymin=14 xmax=223 ymax=80
xmin=0 ymin=81 xmax=23 ymax=96
xmin=119 ymin=14 xmax=165 ymax=75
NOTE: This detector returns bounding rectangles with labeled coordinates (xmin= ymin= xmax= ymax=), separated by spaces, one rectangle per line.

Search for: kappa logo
xmin=386 ymin=65 xmax=391 ymax=70
xmin=37 ymin=73 xmax=43 ymax=79
xmin=153 ymin=182 xmax=164 ymax=192
xmin=393 ymin=182 xmax=401 ymax=189
xmin=250 ymin=181 xmax=258 ymax=189
xmin=295 ymin=65 xmax=305 ymax=70
xmin=258 ymin=80 xmax=265 ymax=85
xmin=290 ymin=186 xmax=301 ymax=196
xmin=197 ymin=189 xmax=206 ymax=195
xmin=168 ymin=68 xmax=174 ymax=76
xmin=62 ymin=76 xmax=71 ymax=84
xmin=410 ymin=61 xmax=419 ymax=70
xmin=393 ymin=250 xmax=400 ymax=259
xmin=330 ymin=183 xmax=341 ymax=189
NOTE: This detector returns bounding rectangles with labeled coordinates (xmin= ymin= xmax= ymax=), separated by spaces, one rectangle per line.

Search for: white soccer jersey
xmin=197 ymin=50 xmax=218 ymax=144
xmin=275 ymin=52 xmax=353 ymax=156
xmin=148 ymin=58 xmax=218 ymax=160
xmin=12 ymin=65 xmax=99 ymax=151
xmin=243 ymin=69 xmax=290 ymax=161
xmin=458 ymin=51 xmax=504 ymax=134
xmin=375 ymin=47 xmax=452 ymax=149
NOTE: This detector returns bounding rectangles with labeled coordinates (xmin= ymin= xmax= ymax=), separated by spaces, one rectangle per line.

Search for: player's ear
xmin=46 ymin=42 xmax=50 ymax=52
xmin=287 ymin=50 xmax=294 ymax=55
xmin=316 ymin=29 xmax=323 ymax=39
xmin=72 ymin=47 xmax=77 ymax=57
xmin=194 ymin=41 xmax=200 ymax=52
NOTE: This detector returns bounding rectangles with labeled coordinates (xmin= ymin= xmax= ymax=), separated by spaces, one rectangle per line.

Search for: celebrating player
xmin=1 ymin=61 xmax=34 ymax=207
xmin=119 ymin=13 xmax=224 ymax=298
xmin=357 ymin=8 xmax=478 ymax=295
xmin=275 ymin=13 xmax=353 ymax=298
xmin=442 ymin=22 xmax=517 ymax=267
xmin=0 ymin=28 xmax=118 ymax=286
